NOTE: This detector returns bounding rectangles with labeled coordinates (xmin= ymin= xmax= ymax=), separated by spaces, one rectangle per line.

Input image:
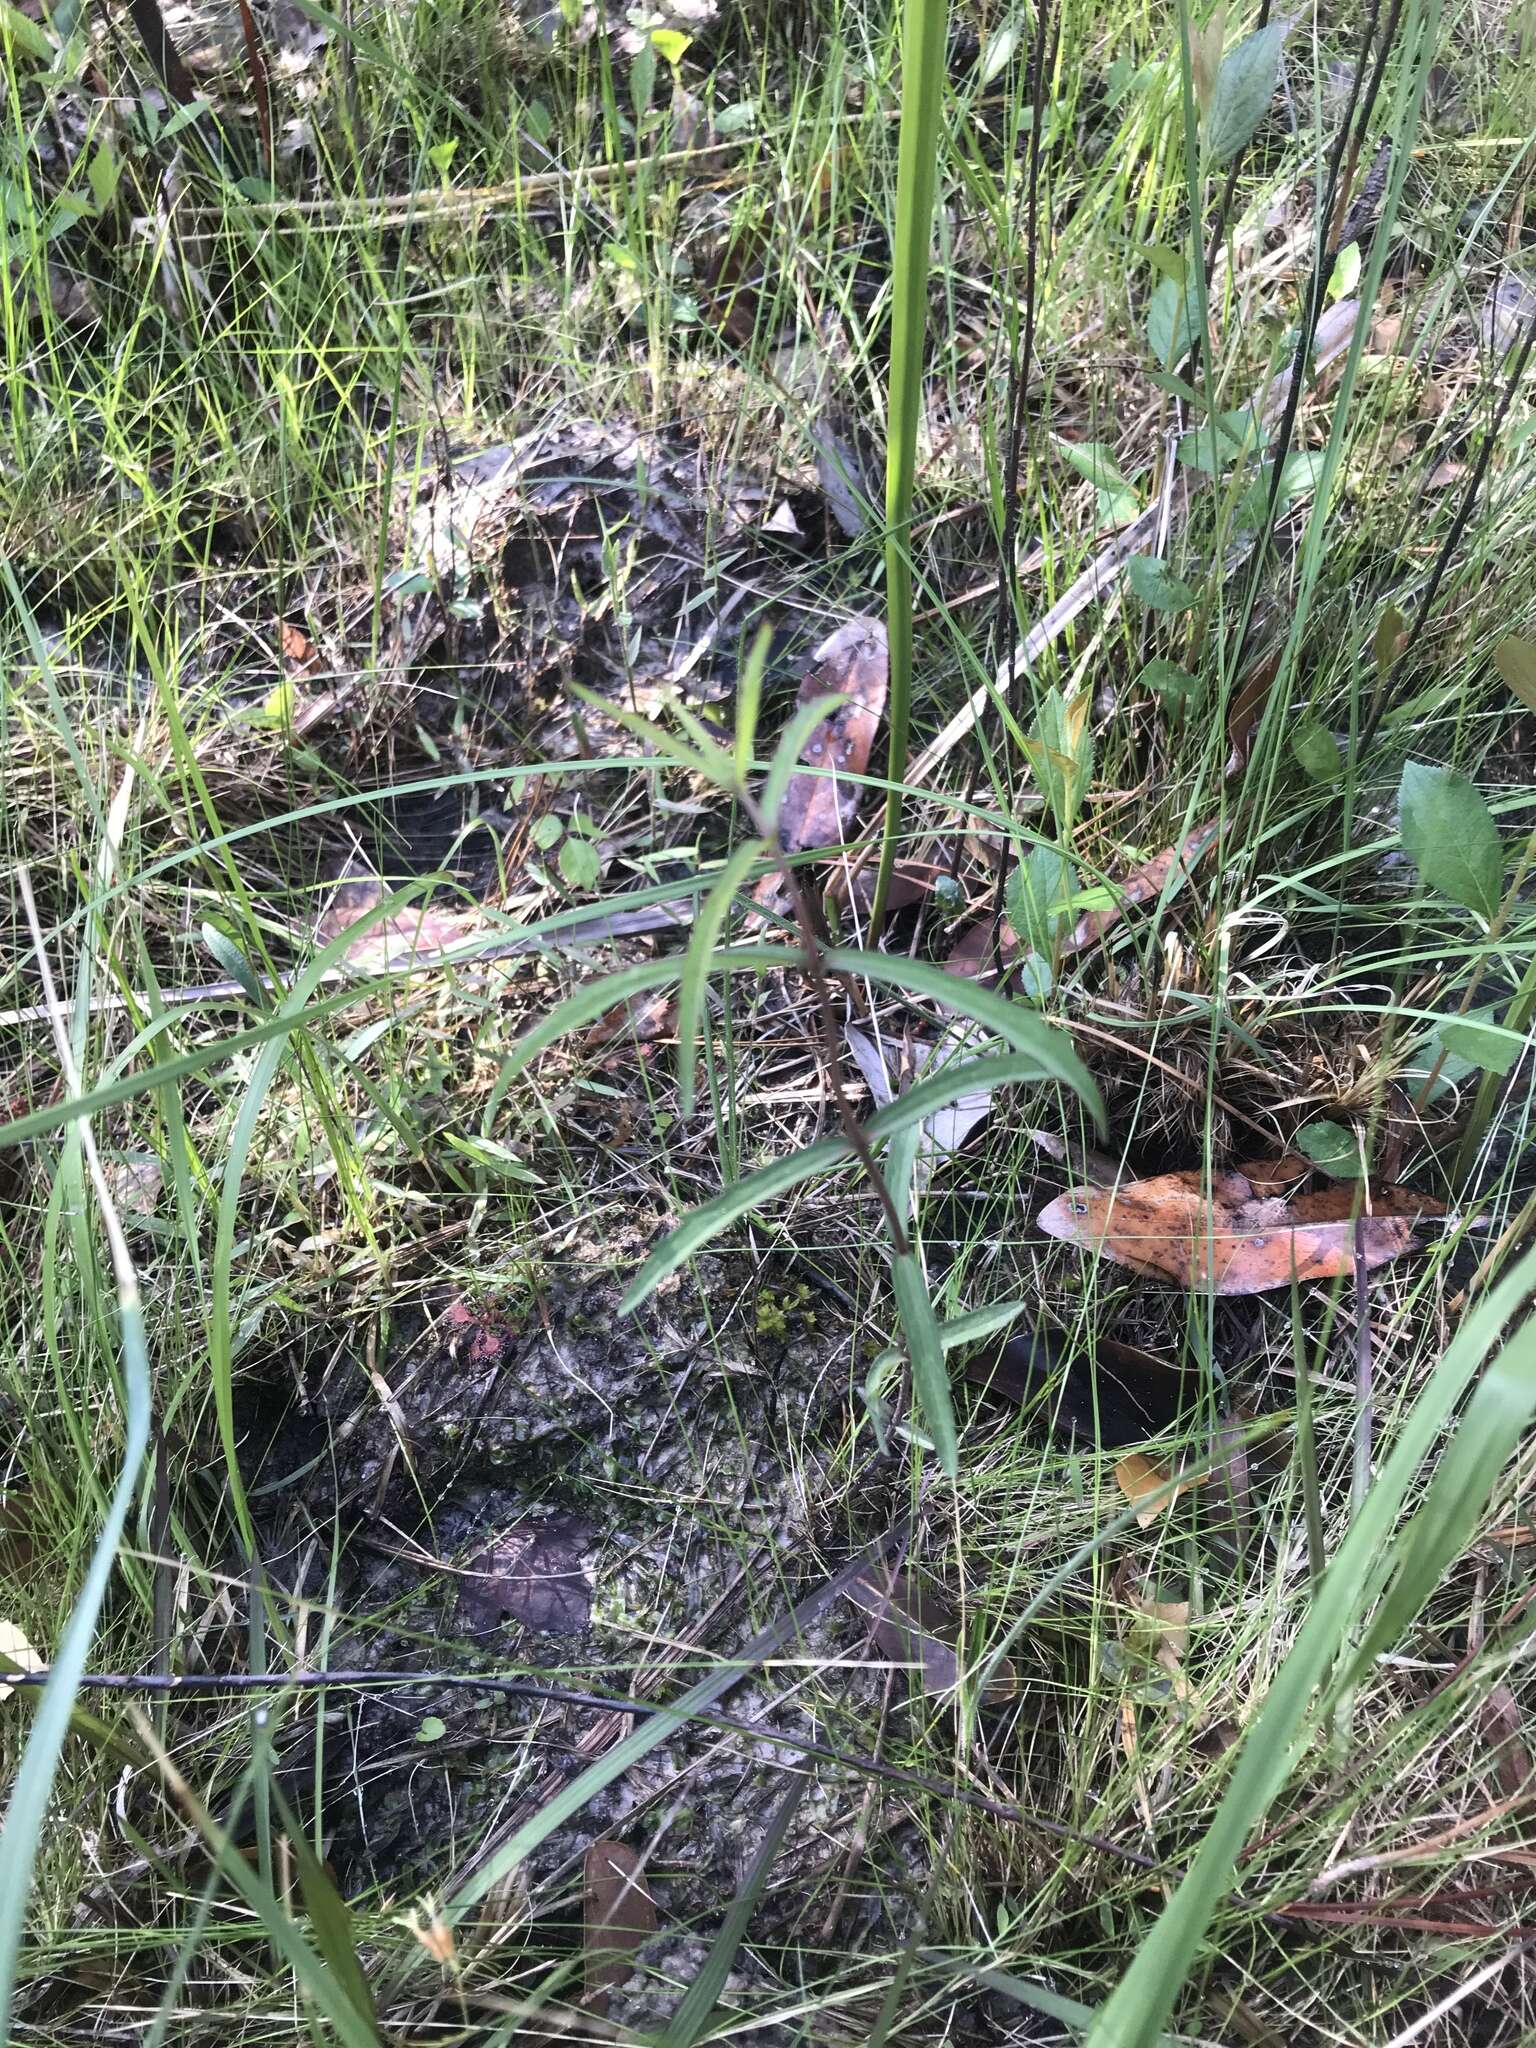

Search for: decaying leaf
xmin=278 ymin=620 xmax=323 ymax=676
xmin=964 ymin=1324 xmax=1189 ymax=1447
xmin=845 ymin=1565 xmax=1016 ymax=1705
xmin=776 ymin=619 xmax=887 ymax=853
xmin=1479 ymin=1683 xmax=1533 ymax=1800
xmin=826 ymin=857 xmax=949 ymax=918
xmin=584 ymin=1841 xmax=657 ymax=2007
xmin=582 ymin=990 xmax=677 ymax=1053
xmin=1115 ymin=1451 xmax=1205 ymax=1527
xmin=316 ymin=873 xmax=483 ymax=972
xmin=1225 ymin=649 xmax=1282 ymax=775
xmin=0 ymin=1618 xmax=42 ymax=1702
xmin=1061 ymin=820 xmax=1219 ymax=957
xmin=1039 ymin=1168 xmax=1436 ymax=1292
xmin=458 ymin=1516 xmax=593 ymax=1635
xmin=1233 ymin=1152 xmax=1312 ymax=1197
xmin=944 ymin=914 xmax=1020 ymax=983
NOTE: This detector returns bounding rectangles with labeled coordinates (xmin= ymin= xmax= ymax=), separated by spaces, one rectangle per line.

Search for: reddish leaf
xmin=584 ymin=1842 xmax=657 ymax=2007
xmin=1226 ymin=648 xmax=1281 ymax=775
xmin=945 ymin=916 xmax=1020 ymax=982
xmin=1061 ymin=820 xmax=1219 ymax=957
xmin=582 ymin=990 xmax=677 ymax=1053
xmin=1233 ymin=1152 xmax=1312 ymax=1196
xmin=278 ymin=620 xmax=322 ymax=676
xmin=1038 ymin=1168 xmax=1435 ymax=1292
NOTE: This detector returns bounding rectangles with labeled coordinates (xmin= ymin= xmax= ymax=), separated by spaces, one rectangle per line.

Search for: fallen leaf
xmin=1492 ymin=636 xmax=1536 ymax=713
xmin=1038 ymin=1168 xmax=1435 ymax=1292
xmin=774 ymin=619 xmax=888 ymax=854
xmin=826 ymin=857 xmax=950 ymax=918
xmin=944 ymin=915 xmax=1020 ymax=982
xmin=1225 ymin=649 xmax=1282 ymax=774
xmin=0 ymin=1618 xmax=42 ymax=1702
xmin=459 ymin=1516 xmax=593 ymax=1635
xmin=845 ymin=1565 xmax=1016 ymax=1705
xmin=1426 ymin=459 xmax=1467 ymax=492
xmin=584 ymin=1841 xmax=657 ymax=2008
xmin=964 ymin=1324 xmax=1189 ymax=1446
xmin=582 ymin=990 xmax=677 ymax=1053
xmin=316 ymin=873 xmax=482 ymax=971
xmin=1062 ymin=820 xmax=1219 ymax=957
xmin=1233 ymin=1152 xmax=1312 ymax=1196
xmin=1478 ymin=1683 xmax=1532 ymax=1801
xmin=1115 ymin=1451 xmax=1205 ymax=1527
xmin=278 ymin=620 xmax=323 ymax=676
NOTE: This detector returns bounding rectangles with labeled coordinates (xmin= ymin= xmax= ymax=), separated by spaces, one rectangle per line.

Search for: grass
xmin=3 ymin=0 xmax=1536 ymax=2041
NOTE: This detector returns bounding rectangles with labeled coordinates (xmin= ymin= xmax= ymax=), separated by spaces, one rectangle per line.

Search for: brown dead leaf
xmin=1038 ymin=1168 xmax=1435 ymax=1292
xmin=1479 ymin=1683 xmax=1532 ymax=1801
xmin=1426 ymin=459 xmax=1468 ymax=492
xmin=1062 ymin=820 xmax=1220 ymax=957
xmin=965 ymin=1324 xmax=1190 ymax=1446
xmin=1225 ymin=649 xmax=1282 ymax=776
xmin=1233 ymin=1153 xmax=1313 ymax=1196
xmin=316 ymin=874 xmax=482 ymax=971
xmin=751 ymin=619 xmax=887 ymax=916
xmin=1115 ymin=1452 xmax=1205 ymax=1527
xmin=945 ymin=915 xmax=1020 ymax=982
xmin=826 ymin=857 xmax=949 ymax=918
xmin=278 ymin=620 xmax=322 ymax=676
xmin=775 ymin=619 xmax=887 ymax=853
xmin=458 ymin=1516 xmax=593 ymax=1635
xmin=845 ymin=1565 xmax=1015 ymax=1706
xmin=582 ymin=990 xmax=677 ymax=1053
xmin=583 ymin=1842 xmax=657 ymax=2008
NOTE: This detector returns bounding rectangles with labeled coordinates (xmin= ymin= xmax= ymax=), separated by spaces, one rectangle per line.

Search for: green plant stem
xmin=872 ymin=0 xmax=949 ymax=943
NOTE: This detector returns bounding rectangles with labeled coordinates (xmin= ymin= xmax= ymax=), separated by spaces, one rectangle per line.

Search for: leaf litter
xmin=1039 ymin=1166 xmax=1443 ymax=1292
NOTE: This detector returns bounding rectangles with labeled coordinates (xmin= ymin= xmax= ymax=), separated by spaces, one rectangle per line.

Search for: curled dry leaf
xmin=584 ymin=1841 xmax=657 ymax=2007
xmin=964 ymin=1324 xmax=1189 ymax=1447
xmin=1039 ymin=1168 xmax=1437 ymax=1293
xmin=278 ymin=620 xmax=323 ymax=676
xmin=753 ymin=618 xmax=887 ymax=915
xmin=845 ymin=1564 xmax=1016 ymax=1706
xmin=582 ymin=990 xmax=677 ymax=1054
xmin=458 ymin=1515 xmax=594 ymax=1635
xmin=1062 ymin=820 xmax=1219 ymax=957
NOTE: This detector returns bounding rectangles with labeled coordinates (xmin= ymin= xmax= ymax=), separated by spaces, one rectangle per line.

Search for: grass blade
xmin=872 ymin=0 xmax=950 ymax=938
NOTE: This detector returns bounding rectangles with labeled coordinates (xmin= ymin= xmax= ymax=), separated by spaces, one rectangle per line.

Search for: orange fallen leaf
xmin=278 ymin=620 xmax=323 ymax=676
xmin=1114 ymin=1451 xmax=1205 ymax=1527
xmin=1039 ymin=1168 xmax=1435 ymax=1292
xmin=1061 ymin=820 xmax=1219 ymax=957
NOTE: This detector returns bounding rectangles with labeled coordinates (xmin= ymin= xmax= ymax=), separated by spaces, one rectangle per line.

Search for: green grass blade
xmin=872 ymin=0 xmax=949 ymax=938
xmin=619 ymin=1050 xmax=1054 ymax=1313
xmin=676 ymin=840 xmax=767 ymax=1117
xmin=892 ymin=1250 xmax=956 ymax=1474
xmin=1089 ymin=1238 xmax=1536 ymax=2048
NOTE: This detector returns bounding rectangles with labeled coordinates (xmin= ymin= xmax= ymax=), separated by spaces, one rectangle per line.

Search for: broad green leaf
xmin=1126 ymin=554 xmax=1198 ymax=612
xmin=1235 ymin=450 xmax=1327 ymax=528
xmin=558 ymin=835 xmax=601 ymax=892
xmin=979 ymin=16 xmax=1022 ymax=85
xmin=1138 ymin=241 xmax=1186 ymax=286
xmin=1492 ymin=635 xmax=1536 ymax=712
xmin=1329 ymin=239 xmax=1362 ymax=302
xmin=1054 ymin=438 xmax=1131 ymax=493
xmin=1006 ymin=844 xmax=1078 ymax=957
xmin=650 ymin=26 xmax=690 ymax=62
xmin=1147 ymin=275 xmax=1197 ymax=369
xmin=1139 ymin=657 xmax=1201 ymax=704
xmin=201 ymin=922 xmax=265 ymax=1005
xmin=1438 ymin=1015 xmax=1524 ymax=1077
xmin=1375 ymin=604 xmax=1407 ymax=681
xmin=530 ymin=813 xmax=563 ymax=850
xmin=86 ymin=140 xmax=119 ymax=214
xmin=629 ymin=36 xmax=656 ymax=115
xmin=1291 ymin=717 xmax=1342 ymax=782
xmin=417 ymin=1715 xmax=447 ymax=1742
xmin=1296 ymin=1119 xmax=1361 ymax=1178
xmin=0 ymin=0 xmax=54 ymax=59
xmin=1017 ymin=951 xmax=1053 ymax=1001
xmin=1397 ymin=760 xmax=1504 ymax=920
xmin=1205 ymin=21 xmax=1287 ymax=164
xmin=1173 ymin=406 xmax=1264 ymax=476
xmin=1023 ymin=688 xmax=1093 ymax=827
